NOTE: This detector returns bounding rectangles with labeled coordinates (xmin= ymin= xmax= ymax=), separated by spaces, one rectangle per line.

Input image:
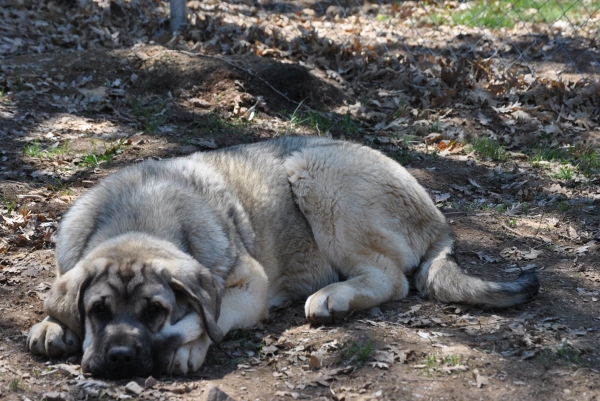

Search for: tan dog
xmin=28 ymin=137 xmax=539 ymax=378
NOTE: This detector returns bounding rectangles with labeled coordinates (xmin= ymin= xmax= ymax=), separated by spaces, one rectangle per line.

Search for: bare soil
xmin=1 ymin=1 xmax=600 ymax=400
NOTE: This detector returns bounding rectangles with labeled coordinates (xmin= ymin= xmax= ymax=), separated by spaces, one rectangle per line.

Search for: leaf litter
xmin=1 ymin=0 xmax=600 ymax=400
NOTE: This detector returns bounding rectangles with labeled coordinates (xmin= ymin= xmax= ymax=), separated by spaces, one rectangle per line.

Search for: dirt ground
xmin=1 ymin=0 xmax=600 ymax=400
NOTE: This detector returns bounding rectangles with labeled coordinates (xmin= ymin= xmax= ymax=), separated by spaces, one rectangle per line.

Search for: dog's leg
xmin=305 ymin=255 xmax=409 ymax=324
xmin=168 ymin=254 xmax=268 ymax=374
xmin=28 ymin=316 xmax=81 ymax=358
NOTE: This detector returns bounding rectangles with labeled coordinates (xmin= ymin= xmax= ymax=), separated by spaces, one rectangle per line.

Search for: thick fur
xmin=28 ymin=137 xmax=539 ymax=378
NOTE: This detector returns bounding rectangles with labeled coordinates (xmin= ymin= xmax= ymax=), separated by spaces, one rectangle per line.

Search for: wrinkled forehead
xmin=83 ymin=259 xmax=174 ymax=304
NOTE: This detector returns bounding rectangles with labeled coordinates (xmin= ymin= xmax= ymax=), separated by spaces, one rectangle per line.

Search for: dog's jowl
xmin=28 ymin=137 xmax=539 ymax=379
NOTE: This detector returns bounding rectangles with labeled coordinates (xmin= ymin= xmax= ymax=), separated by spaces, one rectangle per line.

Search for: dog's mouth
xmin=82 ymin=343 xmax=153 ymax=380
xmin=82 ymin=331 xmax=183 ymax=380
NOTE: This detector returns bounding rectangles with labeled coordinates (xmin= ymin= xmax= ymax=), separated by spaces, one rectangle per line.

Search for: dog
xmin=28 ymin=136 xmax=539 ymax=379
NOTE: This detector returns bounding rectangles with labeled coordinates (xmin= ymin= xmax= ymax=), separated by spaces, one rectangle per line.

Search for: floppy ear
xmin=43 ymin=267 xmax=93 ymax=339
xmin=164 ymin=269 xmax=224 ymax=343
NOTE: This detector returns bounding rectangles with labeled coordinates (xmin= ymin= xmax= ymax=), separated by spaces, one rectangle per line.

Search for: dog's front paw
xmin=305 ymin=287 xmax=351 ymax=324
xmin=28 ymin=316 xmax=80 ymax=358
xmin=167 ymin=333 xmax=211 ymax=375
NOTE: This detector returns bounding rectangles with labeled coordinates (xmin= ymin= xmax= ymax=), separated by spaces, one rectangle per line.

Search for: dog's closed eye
xmin=142 ymin=302 xmax=167 ymax=329
xmin=91 ymin=302 xmax=112 ymax=321
xmin=147 ymin=303 xmax=162 ymax=315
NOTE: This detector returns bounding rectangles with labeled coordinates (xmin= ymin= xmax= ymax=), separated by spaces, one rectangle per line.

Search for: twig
xmin=500 ymin=222 xmax=524 ymax=237
xmin=501 ymin=222 xmax=549 ymax=243
xmin=533 ymin=207 xmax=546 ymax=239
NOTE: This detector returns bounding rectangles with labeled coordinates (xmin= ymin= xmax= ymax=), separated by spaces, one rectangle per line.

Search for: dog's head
xmin=44 ymin=235 xmax=225 ymax=379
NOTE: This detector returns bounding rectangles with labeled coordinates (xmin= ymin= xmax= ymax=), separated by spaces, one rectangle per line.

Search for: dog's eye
xmin=147 ymin=303 xmax=163 ymax=315
xmin=92 ymin=302 xmax=109 ymax=316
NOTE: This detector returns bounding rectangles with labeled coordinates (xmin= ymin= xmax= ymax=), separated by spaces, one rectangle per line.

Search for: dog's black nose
xmin=107 ymin=346 xmax=135 ymax=366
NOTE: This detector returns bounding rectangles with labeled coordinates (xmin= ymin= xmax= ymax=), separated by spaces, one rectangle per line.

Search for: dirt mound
xmin=134 ymin=46 xmax=347 ymax=110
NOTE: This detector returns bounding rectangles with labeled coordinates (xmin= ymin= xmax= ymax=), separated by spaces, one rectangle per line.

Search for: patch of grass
xmin=291 ymin=111 xmax=334 ymax=134
xmin=574 ymin=148 xmax=600 ymax=175
xmin=393 ymin=98 xmax=408 ymax=118
xmin=529 ymin=145 xmax=600 ymax=177
xmin=287 ymin=104 xmax=361 ymax=136
xmin=23 ymin=139 xmax=71 ymax=159
xmin=424 ymin=354 xmax=438 ymax=369
xmin=442 ymin=354 xmax=463 ymax=366
xmin=79 ymin=139 xmax=128 ymax=168
xmin=129 ymin=97 xmax=168 ymax=133
xmin=10 ymin=377 xmax=20 ymax=391
xmin=434 ymin=0 xmax=598 ymax=29
xmin=463 ymin=200 xmax=492 ymax=211
xmin=531 ymin=146 xmax=567 ymax=165
xmin=390 ymin=149 xmax=418 ymax=166
xmin=496 ymin=203 xmax=509 ymax=213
xmin=46 ymin=178 xmax=72 ymax=195
xmin=471 ymin=137 xmax=508 ymax=161
xmin=3 ymin=196 xmax=17 ymax=214
xmin=46 ymin=140 xmax=71 ymax=157
xmin=195 ymin=113 xmax=251 ymax=134
xmin=555 ymin=165 xmax=575 ymax=180
xmin=339 ymin=340 xmax=375 ymax=365
xmin=15 ymin=68 xmax=24 ymax=91
xmin=558 ymin=201 xmax=570 ymax=212
xmin=342 ymin=112 xmax=360 ymax=135
xmin=509 ymin=219 xmax=517 ymax=227
xmin=540 ymin=342 xmax=585 ymax=367
xmin=23 ymin=140 xmax=42 ymax=157
xmin=421 ymin=353 xmax=466 ymax=377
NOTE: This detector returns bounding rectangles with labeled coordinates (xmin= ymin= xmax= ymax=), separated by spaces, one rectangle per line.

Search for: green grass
xmin=3 ymin=196 xmax=17 ymax=214
xmin=15 ymin=68 xmax=24 ymax=91
xmin=432 ymin=0 xmax=600 ymax=29
xmin=23 ymin=140 xmax=42 ymax=157
xmin=55 ymin=187 xmax=72 ymax=196
xmin=389 ymin=149 xmax=418 ymax=166
xmin=193 ymin=113 xmax=251 ymax=134
xmin=339 ymin=340 xmax=375 ymax=365
xmin=46 ymin=140 xmax=71 ymax=157
xmin=421 ymin=353 xmax=466 ymax=377
xmin=531 ymin=146 xmax=567 ymax=165
xmin=394 ymin=98 xmax=408 ymax=118
xmin=558 ymin=201 xmax=570 ymax=211
xmin=555 ymin=165 xmax=575 ymax=180
xmin=470 ymin=137 xmax=508 ymax=161
xmin=23 ymin=140 xmax=71 ymax=159
xmin=287 ymin=104 xmax=361 ymax=136
xmin=79 ymin=139 xmax=128 ymax=168
xmin=574 ymin=148 xmax=600 ymax=174
xmin=540 ymin=342 xmax=585 ymax=367
xmin=529 ymin=146 xmax=600 ymax=177
xmin=129 ymin=97 xmax=168 ymax=133
xmin=10 ymin=378 xmax=20 ymax=391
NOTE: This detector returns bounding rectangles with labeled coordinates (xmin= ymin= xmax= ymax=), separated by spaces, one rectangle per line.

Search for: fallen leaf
xmin=473 ymin=369 xmax=489 ymax=388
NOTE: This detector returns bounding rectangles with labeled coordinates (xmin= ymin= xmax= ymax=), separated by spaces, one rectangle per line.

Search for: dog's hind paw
xmin=167 ymin=334 xmax=211 ymax=375
xmin=28 ymin=316 xmax=80 ymax=358
xmin=305 ymin=288 xmax=351 ymax=324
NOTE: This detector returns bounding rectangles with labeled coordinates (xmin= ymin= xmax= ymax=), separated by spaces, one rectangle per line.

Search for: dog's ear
xmin=164 ymin=268 xmax=224 ymax=343
xmin=43 ymin=267 xmax=93 ymax=339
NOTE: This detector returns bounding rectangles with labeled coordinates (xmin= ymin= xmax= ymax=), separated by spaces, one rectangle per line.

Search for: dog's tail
xmin=414 ymin=239 xmax=540 ymax=309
